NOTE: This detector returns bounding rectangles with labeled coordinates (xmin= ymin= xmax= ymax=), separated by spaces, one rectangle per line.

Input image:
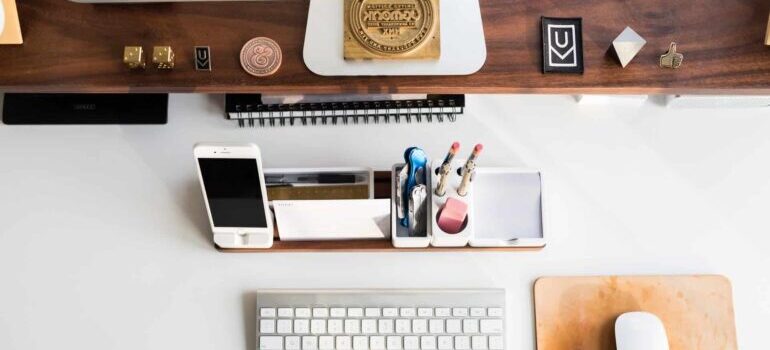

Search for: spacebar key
xmin=260 ymin=336 xmax=283 ymax=350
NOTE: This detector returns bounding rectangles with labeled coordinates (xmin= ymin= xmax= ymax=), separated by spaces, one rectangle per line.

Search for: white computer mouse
xmin=615 ymin=311 xmax=670 ymax=350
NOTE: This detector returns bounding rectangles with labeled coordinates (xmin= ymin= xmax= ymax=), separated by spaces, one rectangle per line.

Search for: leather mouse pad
xmin=534 ymin=275 xmax=737 ymax=350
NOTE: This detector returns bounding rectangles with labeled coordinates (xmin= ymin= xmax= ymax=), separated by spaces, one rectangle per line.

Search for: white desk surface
xmin=1 ymin=94 xmax=769 ymax=349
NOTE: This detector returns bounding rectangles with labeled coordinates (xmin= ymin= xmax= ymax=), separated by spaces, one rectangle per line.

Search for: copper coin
xmin=240 ymin=37 xmax=282 ymax=77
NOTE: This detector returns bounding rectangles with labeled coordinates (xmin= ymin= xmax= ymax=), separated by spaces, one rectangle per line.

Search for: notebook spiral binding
xmin=225 ymin=94 xmax=465 ymax=128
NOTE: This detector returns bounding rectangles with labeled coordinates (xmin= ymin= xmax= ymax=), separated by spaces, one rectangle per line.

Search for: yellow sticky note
xmin=1 ymin=0 xmax=23 ymax=45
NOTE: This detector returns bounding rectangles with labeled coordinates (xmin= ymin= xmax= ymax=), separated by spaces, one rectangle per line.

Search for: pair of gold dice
xmin=123 ymin=46 xmax=174 ymax=69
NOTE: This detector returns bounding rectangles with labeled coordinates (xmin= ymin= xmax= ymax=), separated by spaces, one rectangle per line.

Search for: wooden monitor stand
xmin=0 ymin=0 xmax=769 ymax=94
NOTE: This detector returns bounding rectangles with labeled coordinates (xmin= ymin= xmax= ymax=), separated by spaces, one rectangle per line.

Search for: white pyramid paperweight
xmin=612 ymin=27 xmax=646 ymax=68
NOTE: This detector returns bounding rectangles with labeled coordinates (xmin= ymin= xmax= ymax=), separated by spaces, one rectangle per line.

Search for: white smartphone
xmin=194 ymin=143 xmax=273 ymax=249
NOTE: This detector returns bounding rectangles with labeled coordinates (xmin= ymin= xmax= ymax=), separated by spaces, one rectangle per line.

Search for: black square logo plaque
xmin=541 ymin=17 xmax=584 ymax=74
xmin=195 ymin=46 xmax=211 ymax=71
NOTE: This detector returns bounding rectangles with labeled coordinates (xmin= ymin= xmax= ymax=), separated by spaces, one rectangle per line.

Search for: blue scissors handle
xmin=401 ymin=147 xmax=427 ymax=227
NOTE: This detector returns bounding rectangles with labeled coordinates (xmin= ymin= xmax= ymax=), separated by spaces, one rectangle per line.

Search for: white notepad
xmin=273 ymin=199 xmax=391 ymax=241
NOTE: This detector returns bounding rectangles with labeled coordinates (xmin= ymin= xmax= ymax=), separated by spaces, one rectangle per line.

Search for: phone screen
xmin=198 ymin=158 xmax=267 ymax=228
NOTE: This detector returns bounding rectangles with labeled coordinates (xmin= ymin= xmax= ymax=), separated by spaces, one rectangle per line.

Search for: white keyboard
xmin=256 ymin=289 xmax=505 ymax=350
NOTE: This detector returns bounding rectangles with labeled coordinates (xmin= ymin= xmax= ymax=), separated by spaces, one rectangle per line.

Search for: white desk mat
xmin=303 ymin=0 xmax=487 ymax=76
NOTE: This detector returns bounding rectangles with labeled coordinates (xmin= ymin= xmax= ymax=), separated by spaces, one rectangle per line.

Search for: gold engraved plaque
xmin=344 ymin=0 xmax=440 ymax=60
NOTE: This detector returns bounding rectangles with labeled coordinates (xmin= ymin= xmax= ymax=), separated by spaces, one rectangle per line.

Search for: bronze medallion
xmin=344 ymin=0 xmax=440 ymax=60
xmin=240 ymin=37 xmax=282 ymax=77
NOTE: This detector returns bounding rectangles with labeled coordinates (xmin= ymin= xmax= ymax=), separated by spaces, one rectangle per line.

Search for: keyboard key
xmin=452 ymin=308 xmax=469 ymax=317
xmin=337 ymin=336 xmax=352 ymax=350
xmin=395 ymin=319 xmax=411 ymax=334
xmin=331 ymin=308 xmax=346 ymax=318
xmin=436 ymin=308 xmax=451 ymax=317
xmin=404 ymin=336 xmax=419 ymax=350
xmin=295 ymin=319 xmax=310 ymax=334
xmin=279 ymin=308 xmax=294 ymax=318
xmin=348 ymin=308 xmax=364 ymax=317
xmin=480 ymin=320 xmax=503 ymax=334
xmin=438 ymin=336 xmax=453 ymax=350
xmin=345 ymin=319 xmax=361 ymax=334
xmin=488 ymin=336 xmax=504 ymax=350
xmin=371 ymin=336 xmax=386 ymax=350
xmin=400 ymin=308 xmax=416 ymax=317
xmin=311 ymin=319 xmax=327 ymax=334
xmin=313 ymin=308 xmax=329 ymax=318
xmin=353 ymin=336 xmax=368 ymax=350
xmin=455 ymin=336 xmax=471 ymax=350
xmin=470 ymin=308 xmax=485 ymax=317
xmin=302 ymin=336 xmax=318 ymax=350
xmin=412 ymin=319 xmax=428 ymax=334
xmin=472 ymin=336 xmax=487 ymax=350
xmin=387 ymin=336 xmax=402 ymax=349
xmin=286 ymin=336 xmax=301 ymax=350
xmin=383 ymin=308 xmax=398 ymax=317
xmin=277 ymin=319 xmax=293 ymax=334
xmin=418 ymin=308 xmax=433 ymax=317
xmin=260 ymin=308 xmax=277 ymax=318
xmin=429 ymin=319 xmax=444 ymax=333
xmin=379 ymin=319 xmax=394 ymax=333
xmin=463 ymin=319 xmax=479 ymax=333
xmin=328 ymin=319 xmax=343 ymax=334
xmin=362 ymin=319 xmax=378 ymax=334
xmin=259 ymin=336 xmax=282 ymax=350
xmin=446 ymin=319 xmax=462 ymax=333
xmin=421 ymin=336 xmax=437 ymax=350
xmin=260 ymin=319 xmax=276 ymax=334
xmin=365 ymin=308 xmax=381 ymax=317
xmin=319 ymin=336 xmax=334 ymax=350
xmin=487 ymin=308 xmax=503 ymax=317
xmin=296 ymin=308 xmax=312 ymax=318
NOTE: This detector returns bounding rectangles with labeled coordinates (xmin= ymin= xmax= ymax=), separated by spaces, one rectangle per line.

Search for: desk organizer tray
xmin=429 ymin=160 xmax=475 ymax=247
xmin=391 ymin=164 xmax=432 ymax=248
xmin=469 ymin=168 xmax=546 ymax=248
xmin=217 ymin=170 xmax=546 ymax=252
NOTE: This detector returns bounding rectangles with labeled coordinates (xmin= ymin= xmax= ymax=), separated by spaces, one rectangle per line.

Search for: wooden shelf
xmin=0 ymin=0 xmax=768 ymax=94
xmin=214 ymin=172 xmax=544 ymax=253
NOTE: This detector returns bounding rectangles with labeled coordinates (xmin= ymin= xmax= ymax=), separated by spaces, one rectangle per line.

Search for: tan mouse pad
xmin=534 ymin=275 xmax=737 ymax=350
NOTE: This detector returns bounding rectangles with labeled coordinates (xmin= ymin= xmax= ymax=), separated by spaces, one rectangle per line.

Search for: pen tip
xmin=451 ymin=142 xmax=460 ymax=151
xmin=474 ymin=144 xmax=483 ymax=154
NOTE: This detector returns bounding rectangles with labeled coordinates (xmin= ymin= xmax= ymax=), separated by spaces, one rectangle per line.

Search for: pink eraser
xmin=437 ymin=198 xmax=468 ymax=234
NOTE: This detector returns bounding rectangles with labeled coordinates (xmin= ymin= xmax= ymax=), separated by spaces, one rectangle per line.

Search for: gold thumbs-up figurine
xmin=659 ymin=42 xmax=683 ymax=69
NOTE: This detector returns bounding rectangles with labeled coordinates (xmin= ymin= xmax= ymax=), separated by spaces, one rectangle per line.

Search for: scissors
xmin=401 ymin=147 xmax=427 ymax=227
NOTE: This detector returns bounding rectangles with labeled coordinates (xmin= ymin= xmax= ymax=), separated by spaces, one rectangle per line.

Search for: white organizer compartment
xmin=391 ymin=164 xmax=432 ymax=248
xmin=430 ymin=160 xmax=475 ymax=247
xmin=469 ymin=168 xmax=546 ymax=248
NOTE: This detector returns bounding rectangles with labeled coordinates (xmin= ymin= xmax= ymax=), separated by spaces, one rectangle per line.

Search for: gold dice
xmin=123 ymin=46 xmax=145 ymax=69
xmin=152 ymin=46 xmax=175 ymax=69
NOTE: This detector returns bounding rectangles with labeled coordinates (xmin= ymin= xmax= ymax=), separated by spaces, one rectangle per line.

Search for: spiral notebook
xmin=225 ymin=94 xmax=464 ymax=127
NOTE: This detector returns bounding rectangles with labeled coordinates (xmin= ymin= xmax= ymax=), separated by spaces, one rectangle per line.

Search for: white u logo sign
xmin=554 ymin=32 xmax=570 ymax=48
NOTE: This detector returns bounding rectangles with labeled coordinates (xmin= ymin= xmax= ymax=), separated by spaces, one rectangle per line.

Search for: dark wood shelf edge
xmin=3 ymin=85 xmax=770 ymax=95
xmin=1 ymin=0 xmax=768 ymax=95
